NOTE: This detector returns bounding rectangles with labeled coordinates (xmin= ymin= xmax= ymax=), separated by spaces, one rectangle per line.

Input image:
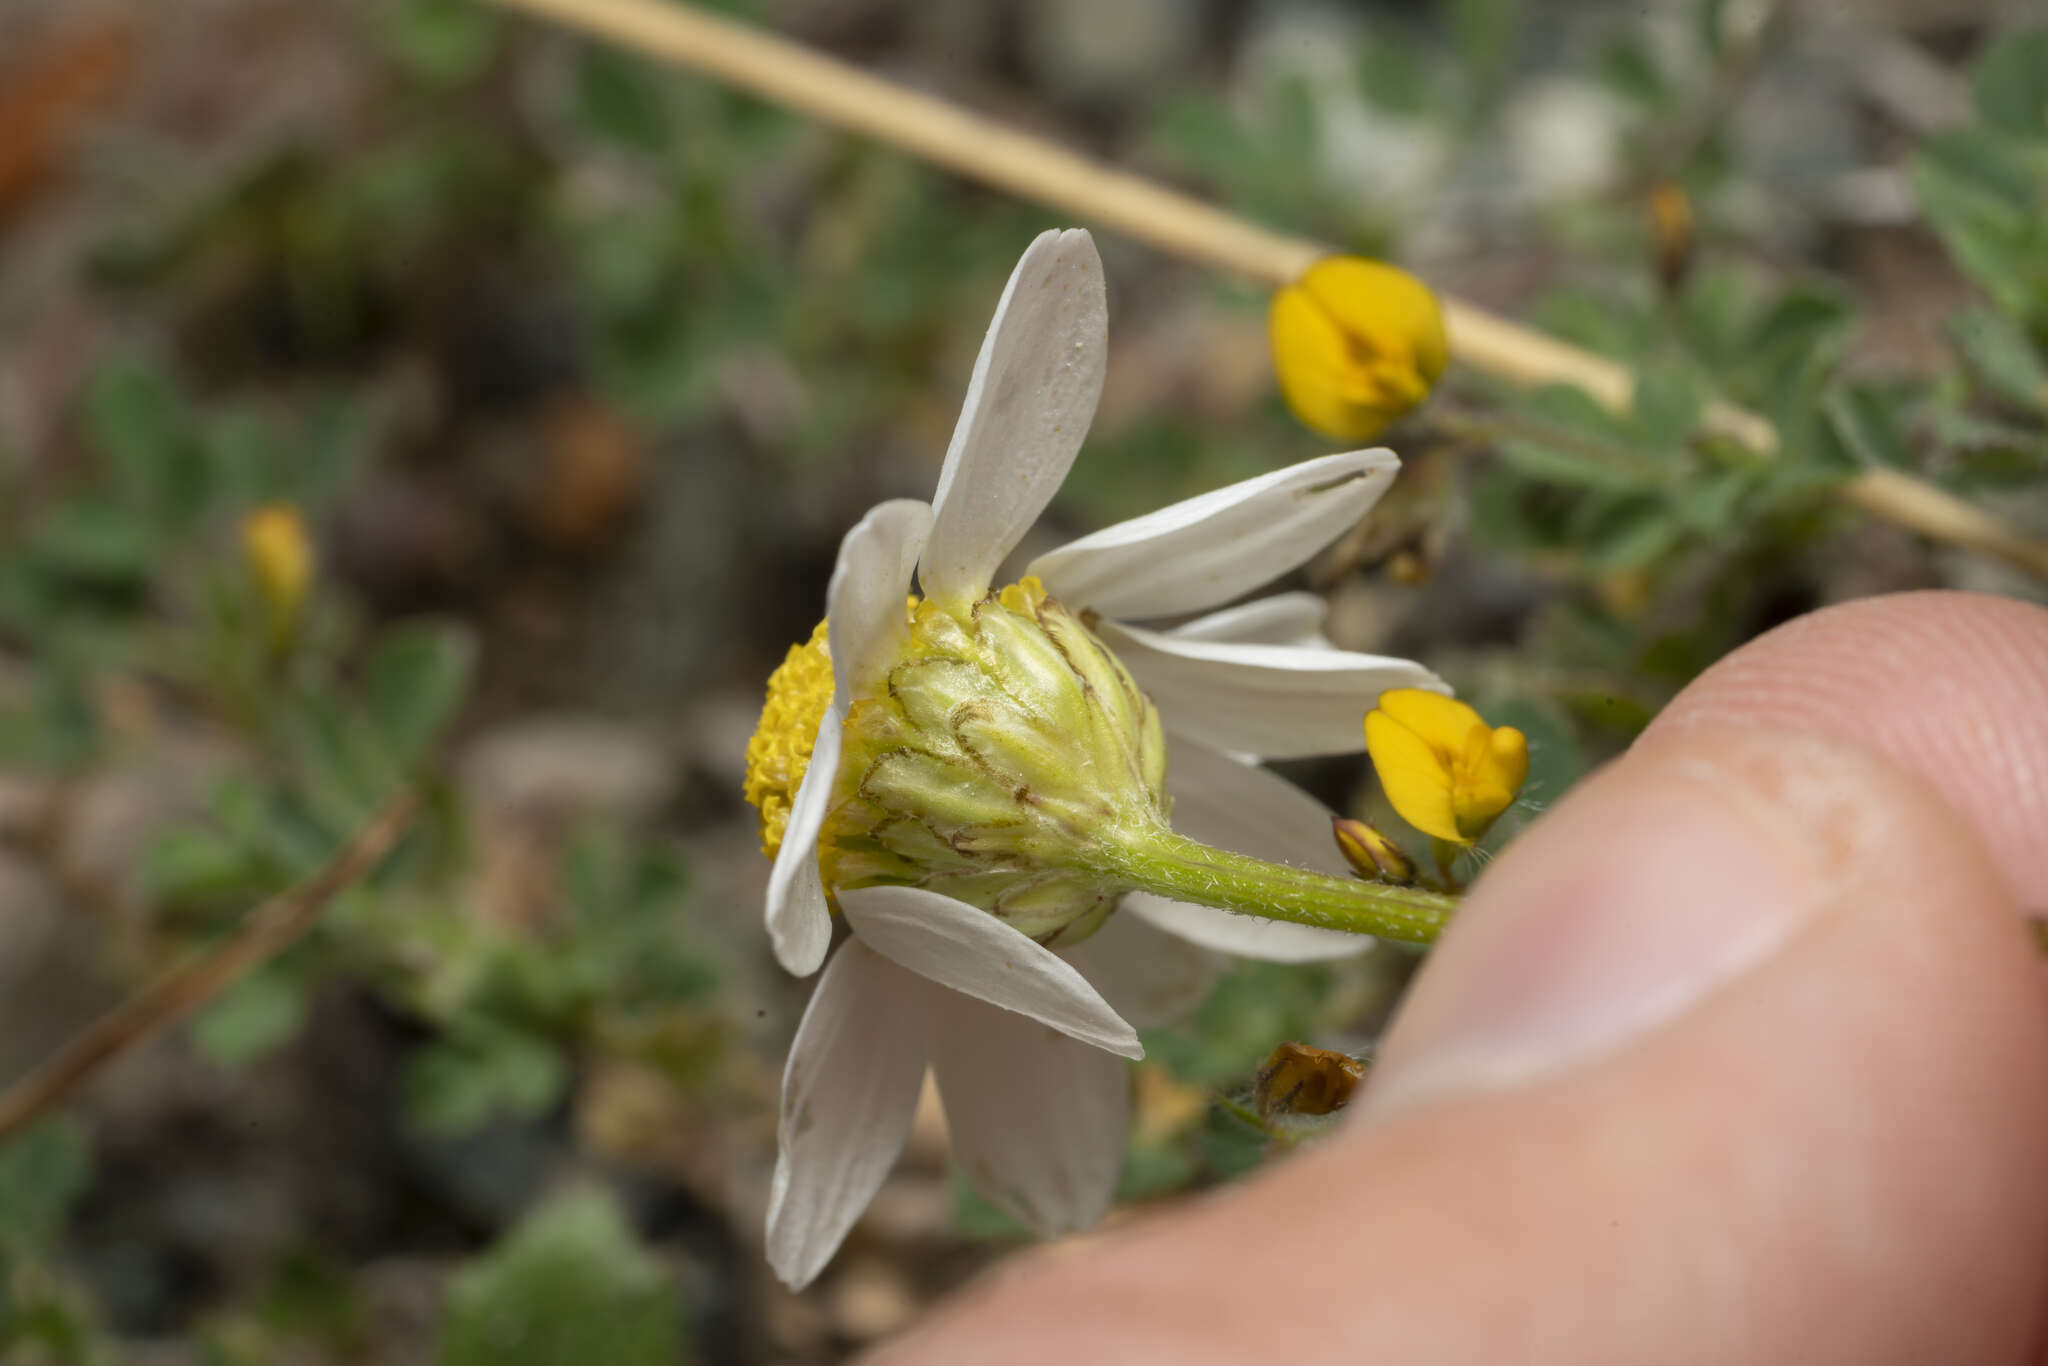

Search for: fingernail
xmin=1361 ymin=735 xmax=1845 ymax=1119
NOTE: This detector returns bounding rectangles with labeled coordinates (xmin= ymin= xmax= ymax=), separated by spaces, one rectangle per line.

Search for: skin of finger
xmin=1638 ymin=590 xmax=2048 ymax=901
xmin=871 ymin=729 xmax=2048 ymax=1365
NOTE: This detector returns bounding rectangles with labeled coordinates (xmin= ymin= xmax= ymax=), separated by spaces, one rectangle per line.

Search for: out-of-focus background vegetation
xmin=0 ymin=0 xmax=2043 ymax=1359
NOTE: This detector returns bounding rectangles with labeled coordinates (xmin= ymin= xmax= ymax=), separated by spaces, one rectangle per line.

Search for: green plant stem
xmin=1431 ymin=837 xmax=1466 ymax=892
xmin=1105 ymin=827 xmax=1455 ymax=946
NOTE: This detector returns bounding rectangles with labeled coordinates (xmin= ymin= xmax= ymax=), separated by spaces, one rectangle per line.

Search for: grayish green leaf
xmin=1972 ymin=30 xmax=2048 ymax=141
xmin=0 ymin=1121 xmax=91 ymax=1251
xmin=381 ymin=0 xmax=501 ymax=86
xmin=367 ymin=623 xmax=475 ymax=768
xmin=192 ymin=970 xmax=311 ymax=1068
xmin=438 ymin=1189 xmax=685 ymax=1366
xmin=1949 ymin=307 xmax=2048 ymax=414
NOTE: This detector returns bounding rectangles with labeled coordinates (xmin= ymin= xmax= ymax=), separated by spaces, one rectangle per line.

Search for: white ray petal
xmin=1064 ymin=909 xmax=1222 ymax=1028
xmin=827 ymin=499 xmax=934 ymax=703
xmin=1097 ymin=619 xmax=1444 ymax=760
xmin=931 ymin=990 xmax=1129 ymax=1237
xmin=1167 ymin=736 xmax=1356 ymax=878
xmin=1168 ymin=591 xmax=1332 ymax=649
xmin=763 ymin=708 xmax=841 ymax=976
xmin=1122 ymin=736 xmax=1376 ymax=962
xmin=766 ymin=942 xmax=932 ymax=1289
xmin=838 ymin=885 xmax=1142 ymax=1059
xmin=921 ymin=229 xmax=1108 ymax=608
xmin=1028 ymin=449 xmax=1396 ymax=620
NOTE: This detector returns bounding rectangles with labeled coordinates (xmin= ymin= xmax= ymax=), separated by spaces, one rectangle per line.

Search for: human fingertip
xmin=1362 ymin=725 xmax=2024 ymax=1120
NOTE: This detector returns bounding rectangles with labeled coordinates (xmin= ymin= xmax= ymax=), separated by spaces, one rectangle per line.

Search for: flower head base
xmin=1364 ymin=688 xmax=1529 ymax=846
xmin=1270 ymin=256 xmax=1448 ymax=442
xmin=748 ymin=576 xmax=1170 ymax=946
xmin=744 ymin=620 xmax=835 ymax=858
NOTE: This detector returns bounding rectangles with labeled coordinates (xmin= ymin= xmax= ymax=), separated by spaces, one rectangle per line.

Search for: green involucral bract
xmin=820 ymin=576 xmax=1169 ymax=945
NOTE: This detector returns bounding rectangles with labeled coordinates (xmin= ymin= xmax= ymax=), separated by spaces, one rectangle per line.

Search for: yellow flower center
xmin=743 ymin=619 xmax=834 ymax=858
xmin=1363 ymin=688 xmax=1529 ymax=846
xmin=1269 ymin=256 xmax=1448 ymax=443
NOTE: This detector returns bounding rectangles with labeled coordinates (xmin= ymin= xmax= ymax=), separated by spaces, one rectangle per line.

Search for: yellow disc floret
xmin=1364 ymin=688 xmax=1529 ymax=846
xmin=743 ymin=620 xmax=834 ymax=858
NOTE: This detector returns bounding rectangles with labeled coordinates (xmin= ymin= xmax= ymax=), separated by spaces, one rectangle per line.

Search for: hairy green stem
xmin=1104 ymin=827 xmax=1455 ymax=946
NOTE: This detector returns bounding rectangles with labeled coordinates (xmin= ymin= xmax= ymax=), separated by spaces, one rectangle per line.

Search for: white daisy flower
xmin=746 ymin=228 xmax=1448 ymax=1288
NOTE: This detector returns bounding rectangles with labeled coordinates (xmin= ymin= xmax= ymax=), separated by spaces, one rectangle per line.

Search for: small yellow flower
xmin=240 ymin=502 xmax=314 ymax=643
xmin=1364 ymin=689 xmax=1528 ymax=846
xmin=1269 ymin=256 xmax=1449 ymax=442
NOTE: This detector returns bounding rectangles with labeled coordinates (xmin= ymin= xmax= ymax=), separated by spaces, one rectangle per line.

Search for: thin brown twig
xmin=0 ymin=794 xmax=417 ymax=1146
xmin=477 ymin=0 xmax=2048 ymax=583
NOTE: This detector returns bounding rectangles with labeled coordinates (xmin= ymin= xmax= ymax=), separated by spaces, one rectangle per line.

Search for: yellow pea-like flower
xmin=1269 ymin=256 xmax=1449 ymax=442
xmin=1364 ymin=688 xmax=1528 ymax=846
xmin=241 ymin=502 xmax=315 ymax=643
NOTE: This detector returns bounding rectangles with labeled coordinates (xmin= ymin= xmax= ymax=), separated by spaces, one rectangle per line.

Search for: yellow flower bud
xmin=1647 ymin=180 xmax=1695 ymax=293
xmin=1331 ymin=816 xmax=1415 ymax=885
xmin=1254 ymin=1041 xmax=1365 ymax=1122
xmin=240 ymin=502 xmax=314 ymax=644
xmin=1363 ymin=688 xmax=1528 ymax=846
xmin=1269 ymin=256 xmax=1449 ymax=442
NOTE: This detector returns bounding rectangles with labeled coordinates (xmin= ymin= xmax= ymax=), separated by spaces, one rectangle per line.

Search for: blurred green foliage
xmin=438 ymin=1189 xmax=688 ymax=1366
xmin=0 ymin=1122 xmax=104 ymax=1364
